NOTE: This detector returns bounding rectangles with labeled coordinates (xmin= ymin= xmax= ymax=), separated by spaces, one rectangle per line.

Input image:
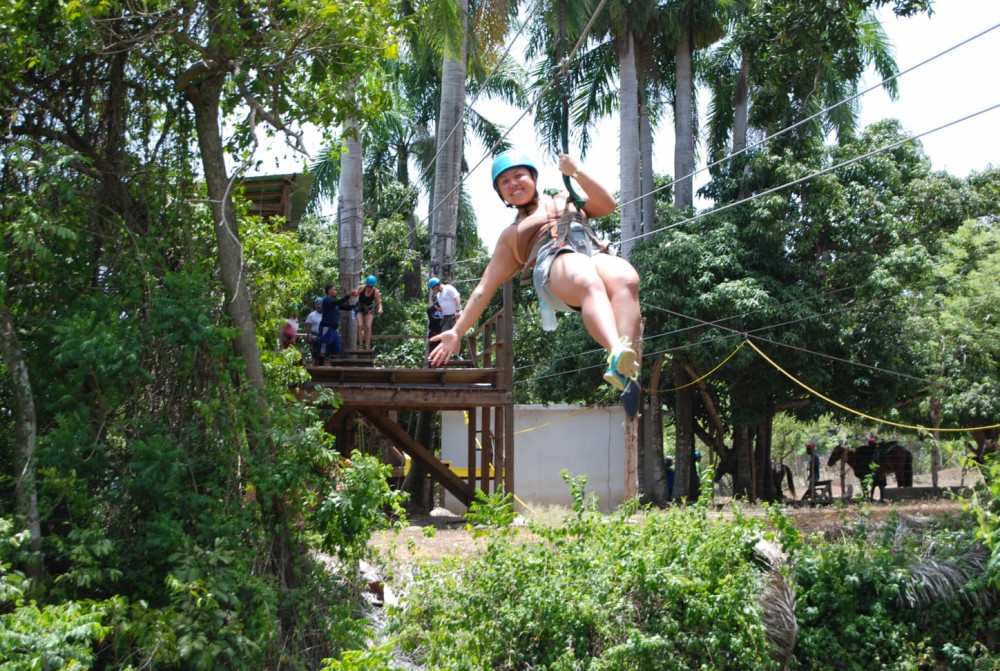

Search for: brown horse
xmin=827 ymin=441 xmax=913 ymax=501
xmin=771 ymin=462 xmax=797 ymax=500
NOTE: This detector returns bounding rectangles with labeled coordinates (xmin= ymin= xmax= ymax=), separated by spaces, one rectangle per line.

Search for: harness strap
xmin=518 ymin=198 xmax=608 ymax=281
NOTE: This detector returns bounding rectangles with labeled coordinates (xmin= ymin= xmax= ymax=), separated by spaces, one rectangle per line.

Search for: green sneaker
xmin=607 ymin=341 xmax=639 ymax=381
xmin=603 ymin=365 xmax=628 ymax=391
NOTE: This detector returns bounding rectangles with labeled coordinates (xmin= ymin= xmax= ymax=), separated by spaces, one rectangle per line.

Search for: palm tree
xmin=529 ymin=0 xmax=662 ymax=259
xmin=653 ymin=0 xmax=727 ymax=210
xmin=711 ymin=0 xmax=899 ymax=166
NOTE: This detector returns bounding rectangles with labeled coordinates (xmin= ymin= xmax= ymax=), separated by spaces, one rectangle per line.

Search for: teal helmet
xmin=491 ymin=150 xmax=538 ymax=198
xmin=365 ymin=275 xmax=377 ymax=286
xmin=694 ymin=451 xmax=702 ymax=459
xmin=313 ymin=296 xmax=323 ymax=304
xmin=428 ymin=277 xmax=441 ymax=288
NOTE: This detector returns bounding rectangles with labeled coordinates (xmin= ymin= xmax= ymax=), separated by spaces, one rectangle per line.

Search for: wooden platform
xmin=299 ymin=366 xmax=511 ymax=409
xmin=297 ymin=283 xmax=516 ymax=508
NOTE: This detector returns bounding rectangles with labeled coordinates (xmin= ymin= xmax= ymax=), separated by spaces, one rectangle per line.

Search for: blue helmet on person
xmin=428 ymin=277 xmax=441 ymax=288
xmin=694 ymin=451 xmax=702 ymax=459
xmin=313 ymin=296 xmax=323 ymax=304
xmin=491 ymin=150 xmax=538 ymax=197
xmin=365 ymin=275 xmax=377 ymax=286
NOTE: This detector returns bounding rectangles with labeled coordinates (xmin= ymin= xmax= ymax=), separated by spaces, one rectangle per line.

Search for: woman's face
xmin=496 ymin=166 xmax=536 ymax=206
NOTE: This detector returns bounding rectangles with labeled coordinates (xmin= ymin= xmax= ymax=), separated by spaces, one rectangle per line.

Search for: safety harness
xmin=520 ymin=198 xmax=609 ymax=281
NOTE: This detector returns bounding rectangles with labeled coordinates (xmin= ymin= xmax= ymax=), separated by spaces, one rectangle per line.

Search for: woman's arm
xmin=428 ymin=230 xmax=519 ymax=365
xmin=558 ymin=152 xmax=616 ymax=218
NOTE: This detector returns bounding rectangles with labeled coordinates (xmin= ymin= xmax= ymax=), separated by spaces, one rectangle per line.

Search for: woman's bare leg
xmin=593 ymin=255 xmax=640 ymax=345
xmin=547 ymin=253 xmax=620 ymax=350
xmin=363 ymin=312 xmax=374 ymax=349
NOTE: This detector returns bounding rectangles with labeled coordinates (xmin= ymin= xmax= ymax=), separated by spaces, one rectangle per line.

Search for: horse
xmin=713 ymin=459 xmax=796 ymax=501
xmin=771 ymin=462 xmax=796 ymax=500
xmin=827 ymin=441 xmax=913 ymax=501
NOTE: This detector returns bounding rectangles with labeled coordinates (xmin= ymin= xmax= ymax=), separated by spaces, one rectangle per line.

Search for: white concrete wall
xmin=441 ymin=405 xmax=626 ymax=514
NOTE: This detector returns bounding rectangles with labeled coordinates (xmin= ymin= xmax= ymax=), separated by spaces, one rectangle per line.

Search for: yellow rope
xmin=514 ymin=389 xmax=616 ymax=434
xmin=651 ymin=340 xmax=746 ymax=393
xmin=746 ymin=337 xmax=1000 ymax=434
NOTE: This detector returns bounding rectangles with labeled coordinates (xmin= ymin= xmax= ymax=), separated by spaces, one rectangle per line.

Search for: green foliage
xmin=970 ymin=456 xmax=1000 ymax=588
xmin=0 ymin=518 xmax=121 ymax=669
xmin=792 ymin=507 xmax=999 ymax=670
xmin=321 ymin=644 xmax=403 ymax=671
xmin=392 ymin=482 xmax=778 ymax=670
xmin=464 ymin=488 xmax=517 ymax=534
xmin=311 ymin=451 xmax=408 ymax=564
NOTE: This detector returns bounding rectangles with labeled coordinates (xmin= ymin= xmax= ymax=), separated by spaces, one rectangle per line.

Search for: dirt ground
xmin=372 ymin=467 xmax=982 ymax=565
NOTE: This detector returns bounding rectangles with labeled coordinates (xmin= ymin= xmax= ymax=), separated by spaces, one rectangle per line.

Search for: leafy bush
xmin=311 ymin=451 xmax=408 ymax=564
xmin=0 ymin=518 xmax=121 ymax=669
xmin=391 ymin=481 xmax=780 ymax=670
xmin=792 ymin=508 xmax=1000 ymax=670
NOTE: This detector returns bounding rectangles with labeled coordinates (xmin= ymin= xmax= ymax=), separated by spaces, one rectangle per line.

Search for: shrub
xmin=391 ymin=480 xmax=780 ymax=670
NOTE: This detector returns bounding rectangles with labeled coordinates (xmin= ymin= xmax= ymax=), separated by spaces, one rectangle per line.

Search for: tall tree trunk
xmin=646 ymin=357 xmax=667 ymax=506
xmin=398 ymin=146 xmax=423 ymax=299
xmin=673 ymin=29 xmax=695 ymax=209
xmin=732 ymin=53 xmax=750 ymax=156
xmin=733 ymin=53 xmax=752 ymax=202
xmin=188 ymin=73 xmax=266 ymax=391
xmin=0 ymin=304 xmax=43 ymax=580
xmin=618 ymin=30 xmax=641 ymax=260
xmin=929 ymin=396 xmax=943 ymax=489
xmin=732 ymin=424 xmax=753 ymax=499
xmin=639 ymin=88 xmax=655 ymax=237
xmin=671 ymin=360 xmax=696 ymax=502
xmin=339 ymin=117 xmax=365 ymax=348
xmin=429 ymin=0 xmax=468 ymax=280
xmin=754 ymin=418 xmax=777 ymax=502
xmin=402 ymin=411 xmax=435 ymax=510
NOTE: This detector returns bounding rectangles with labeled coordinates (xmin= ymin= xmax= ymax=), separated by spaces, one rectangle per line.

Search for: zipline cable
xmin=613 ymin=22 xmax=1000 ymax=214
xmin=617 ymin=102 xmax=1000 ymax=249
xmin=746 ymin=337 xmax=1000 ymax=433
xmin=447 ymin=21 xmax=1000 ymax=270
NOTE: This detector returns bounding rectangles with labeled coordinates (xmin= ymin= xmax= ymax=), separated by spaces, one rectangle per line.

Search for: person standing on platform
xmin=317 ymin=284 xmax=354 ymax=365
xmin=426 ymin=300 xmax=444 ymax=365
xmin=353 ymin=275 xmax=383 ymax=350
xmin=428 ymin=277 xmax=462 ymax=332
xmin=305 ymin=296 xmax=323 ymax=363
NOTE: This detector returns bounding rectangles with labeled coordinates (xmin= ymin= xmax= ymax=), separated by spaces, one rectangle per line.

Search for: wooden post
xmin=501 ymin=282 xmax=515 ymax=496
xmin=624 ymin=320 xmax=644 ymax=499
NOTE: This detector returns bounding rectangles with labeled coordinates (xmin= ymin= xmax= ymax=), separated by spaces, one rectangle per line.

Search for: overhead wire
xmin=617 ymin=102 xmax=1000 ymax=249
xmin=518 ymin=257 xmax=1000 ymax=393
xmin=338 ymin=14 xmax=1000 ymax=421
xmin=613 ymin=22 xmax=1000 ymax=214
xmin=336 ymin=0 xmax=549 ymax=285
xmin=448 ymin=21 xmax=1000 ymax=269
xmin=420 ymin=0 xmax=613 ymax=234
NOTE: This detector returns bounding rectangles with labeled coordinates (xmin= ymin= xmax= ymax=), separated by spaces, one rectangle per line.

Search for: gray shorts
xmin=531 ymin=222 xmax=607 ymax=313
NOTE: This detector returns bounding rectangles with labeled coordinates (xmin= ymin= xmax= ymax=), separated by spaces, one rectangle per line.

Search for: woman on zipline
xmin=428 ymin=150 xmax=641 ymax=414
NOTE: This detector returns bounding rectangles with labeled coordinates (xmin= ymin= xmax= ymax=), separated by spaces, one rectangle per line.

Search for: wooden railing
xmin=463 ymin=282 xmax=513 ymax=390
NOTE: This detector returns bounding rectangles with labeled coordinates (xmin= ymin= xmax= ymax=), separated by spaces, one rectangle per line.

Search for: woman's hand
xmin=428 ymin=329 xmax=459 ymax=367
xmin=557 ymin=152 xmax=579 ymax=177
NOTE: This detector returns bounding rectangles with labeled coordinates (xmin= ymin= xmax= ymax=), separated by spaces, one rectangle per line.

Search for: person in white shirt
xmin=428 ymin=277 xmax=462 ymax=331
xmin=305 ymin=297 xmax=323 ymax=363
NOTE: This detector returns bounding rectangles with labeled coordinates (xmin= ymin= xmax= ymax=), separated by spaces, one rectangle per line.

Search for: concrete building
xmin=441 ymin=404 xmax=626 ymax=514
